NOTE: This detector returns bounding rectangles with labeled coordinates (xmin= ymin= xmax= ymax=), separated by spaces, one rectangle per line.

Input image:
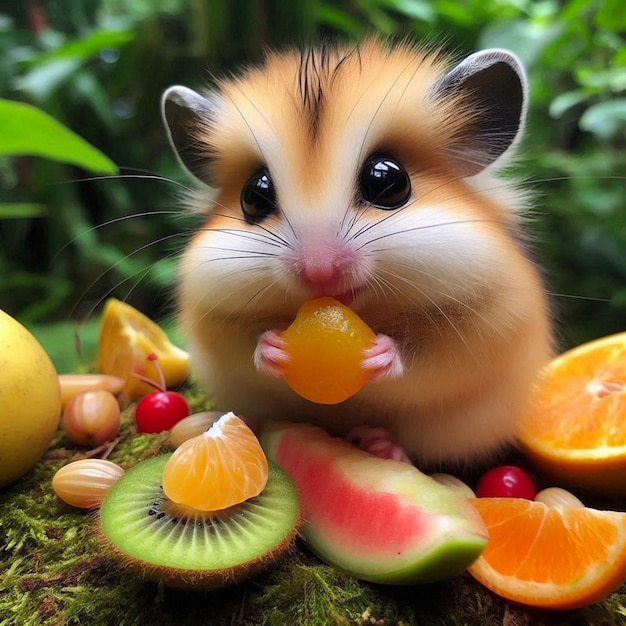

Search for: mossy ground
xmin=1 ymin=386 xmax=625 ymax=626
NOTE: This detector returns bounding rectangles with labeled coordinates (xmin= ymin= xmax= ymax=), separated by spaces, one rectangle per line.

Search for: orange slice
xmin=517 ymin=332 xmax=626 ymax=496
xmin=282 ymin=297 xmax=376 ymax=404
xmin=97 ymin=298 xmax=189 ymax=401
xmin=162 ymin=412 xmax=269 ymax=511
xmin=468 ymin=497 xmax=626 ymax=610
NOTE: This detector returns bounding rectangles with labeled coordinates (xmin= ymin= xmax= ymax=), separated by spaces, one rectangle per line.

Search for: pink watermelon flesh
xmin=262 ymin=422 xmax=488 ymax=584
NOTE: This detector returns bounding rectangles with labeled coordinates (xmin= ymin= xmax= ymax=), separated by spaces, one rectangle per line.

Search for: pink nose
xmin=302 ymin=255 xmax=337 ymax=286
xmin=298 ymin=241 xmax=352 ymax=291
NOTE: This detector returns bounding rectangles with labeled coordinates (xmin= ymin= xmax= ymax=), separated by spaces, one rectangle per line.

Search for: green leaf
xmin=13 ymin=58 xmax=84 ymax=101
xmin=0 ymin=203 xmax=47 ymax=219
xmin=549 ymin=89 xmax=588 ymax=119
xmin=579 ymin=99 xmax=626 ymax=139
xmin=0 ymin=99 xmax=117 ymax=174
xmin=595 ymin=0 xmax=626 ymax=32
xmin=577 ymin=67 xmax=626 ymax=91
xmin=23 ymin=29 xmax=134 ymax=68
xmin=479 ymin=19 xmax=562 ymax=68
xmin=316 ymin=5 xmax=364 ymax=37
xmin=383 ymin=0 xmax=435 ymax=22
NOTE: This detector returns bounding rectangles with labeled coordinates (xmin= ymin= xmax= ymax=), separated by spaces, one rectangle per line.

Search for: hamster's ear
xmin=435 ymin=50 xmax=527 ymax=176
xmin=161 ymin=86 xmax=219 ymax=185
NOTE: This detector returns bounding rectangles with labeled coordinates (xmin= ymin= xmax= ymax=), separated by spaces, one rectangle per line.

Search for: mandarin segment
xmin=468 ymin=497 xmax=626 ymax=609
xmin=97 ymin=298 xmax=189 ymax=401
xmin=162 ymin=412 xmax=269 ymax=511
xmin=518 ymin=331 xmax=626 ymax=496
xmin=281 ymin=297 xmax=376 ymax=405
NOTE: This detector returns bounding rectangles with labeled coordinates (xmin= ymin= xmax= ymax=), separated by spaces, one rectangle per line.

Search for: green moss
xmin=1 ymin=390 xmax=625 ymax=626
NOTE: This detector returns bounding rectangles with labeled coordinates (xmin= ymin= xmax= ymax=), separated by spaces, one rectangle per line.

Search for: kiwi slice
xmin=98 ymin=455 xmax=300 ymax=590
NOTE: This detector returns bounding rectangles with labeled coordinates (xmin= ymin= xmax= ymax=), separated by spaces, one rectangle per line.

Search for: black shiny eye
xmin=241 ymin=168 xmax=277 ymax=223
xmin=359 ymin=153 xmax=411 ymax=210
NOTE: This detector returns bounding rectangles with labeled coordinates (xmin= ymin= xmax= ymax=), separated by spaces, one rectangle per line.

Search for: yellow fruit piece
xmin=282 ymin=297 xmax=376 ymax=405
xmin=0 ymin=309 xmax=62 ymax=487
xmin=59 ymin=373 xmax=125 ymax=408
xmin=162 ymin=412 xmax=269 ymax=511
xmin=468 ymin=497 xmax=626 ymax=610
xmin=97 ymin=298 xmax=189 ymax=401
xmin=517 ymin=331 xmax=626 ymax=496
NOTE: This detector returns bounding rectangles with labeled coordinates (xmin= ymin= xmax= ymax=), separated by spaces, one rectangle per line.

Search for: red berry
xmin=131 ymin=353 xmax=190 ymax=433
xmin=135 ymin=391 xmax=190 ymax=433
xmin=475 ymin=465 xmax=537 ymax=500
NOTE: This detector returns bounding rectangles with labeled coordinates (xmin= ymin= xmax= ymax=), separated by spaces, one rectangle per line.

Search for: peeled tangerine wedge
xmin=469 ymin=497 xmax=626 ymax=610
xmin=517 ymin=331 xmax=626 ymax=496
xmin=282 ymin=297 xmax=376 ymax=405
xmin=262 ymin=422 xmax=489 ymax=584
xmin=162 ymin=412 xmax=269 ymax=511
xmin=97 ymin=298 xmax=189 ymax=401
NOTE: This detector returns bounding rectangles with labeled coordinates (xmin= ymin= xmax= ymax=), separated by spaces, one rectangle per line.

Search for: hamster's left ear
xmin=161 ymin=86 xmax=219 ymax=185
xmin=435 ymin=50 xmax=527 ymax=176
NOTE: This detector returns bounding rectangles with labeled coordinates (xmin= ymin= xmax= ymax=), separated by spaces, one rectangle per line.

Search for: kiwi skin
xmin=97 ymin=455 xmax=301 ymax=590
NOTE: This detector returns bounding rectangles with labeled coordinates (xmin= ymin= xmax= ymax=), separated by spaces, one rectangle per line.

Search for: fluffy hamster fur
xmin=162 ymin=39 xmax=553 ymax=469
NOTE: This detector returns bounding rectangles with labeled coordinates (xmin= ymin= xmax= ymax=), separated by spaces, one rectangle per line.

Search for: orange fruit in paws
xmin=97 ymin=298 xmax=189 ymax=401
xmin=281 ymin=297 xmax=376 ymax=405
xmin=162 ymin=412 xmax=269 ymax=511
xmin=517 ymin=331 xmax=626 ymax=496
xmin=468 ymin=497 xmax=626 ymax=610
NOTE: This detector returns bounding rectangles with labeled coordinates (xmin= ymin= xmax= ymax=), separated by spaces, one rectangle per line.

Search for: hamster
xmin=161 ymin=38 xmax=553 ymax=469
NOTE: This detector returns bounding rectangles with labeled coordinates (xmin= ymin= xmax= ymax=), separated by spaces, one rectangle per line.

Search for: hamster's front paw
xmin=253 ymin=330 xmax=289 ymax=378
xmin=362 ymin=334 xmax=404 ymax=382
xmin=347 ymin=426 xmax=411 ymax=463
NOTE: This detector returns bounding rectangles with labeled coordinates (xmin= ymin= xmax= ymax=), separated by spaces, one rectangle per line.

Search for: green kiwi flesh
xmin=98 ymin=455 xmax=300 ymax=590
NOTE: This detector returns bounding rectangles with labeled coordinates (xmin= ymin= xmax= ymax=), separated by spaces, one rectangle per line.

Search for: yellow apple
xmin=0 ymin=309 xmax=61 ymax=487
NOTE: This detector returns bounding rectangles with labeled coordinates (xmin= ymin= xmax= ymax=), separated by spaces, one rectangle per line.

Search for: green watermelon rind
xmin=263 ymin=422 xmax=489 ymax=585
xmin=305 ymin=522 xmax=488 ymax=585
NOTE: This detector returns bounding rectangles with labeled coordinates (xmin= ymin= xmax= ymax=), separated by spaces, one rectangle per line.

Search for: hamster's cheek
xmin=178 ymin=228 xmax=235 ymax=310
xmin=178 ymin=220 xmax=299 ymax=319
xmin=362 ymin=205 xmax=508 ymax=305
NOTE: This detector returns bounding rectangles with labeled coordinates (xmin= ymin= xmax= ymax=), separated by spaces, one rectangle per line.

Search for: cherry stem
xmin=85 ymin=436 xmax=121 ymax=460
xmin=129 ymin=353 xmax=167 ymax=392
xmin=148 ymin=353 xmax=167 ymax=392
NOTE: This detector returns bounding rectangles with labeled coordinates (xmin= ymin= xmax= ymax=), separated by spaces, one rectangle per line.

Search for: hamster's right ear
xmin=161 ymin=86 xmax=219 ymax=185
xmin=434 ymin=50 xmax=527 ymax=176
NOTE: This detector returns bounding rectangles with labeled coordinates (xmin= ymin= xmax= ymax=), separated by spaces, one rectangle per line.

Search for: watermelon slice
xmin=262 ymin=422 xmax=489 ymax=584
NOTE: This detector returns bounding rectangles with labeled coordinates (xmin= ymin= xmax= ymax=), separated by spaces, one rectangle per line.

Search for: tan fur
xmin=176 ymin=39 xmax=553 ymax=468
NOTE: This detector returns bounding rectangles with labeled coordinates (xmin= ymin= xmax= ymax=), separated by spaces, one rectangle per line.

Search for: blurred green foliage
xmin=0 ymin=0 xmax=624 ymax=349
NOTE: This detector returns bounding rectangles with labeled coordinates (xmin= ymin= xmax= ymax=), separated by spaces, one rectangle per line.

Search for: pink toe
xmin=362 ymin=334 xmax=403 ymax=382
xmin=346 ymin=426 xmax=411 ymax=464
xmin=254 ymin=330 xmax=290 ymax=378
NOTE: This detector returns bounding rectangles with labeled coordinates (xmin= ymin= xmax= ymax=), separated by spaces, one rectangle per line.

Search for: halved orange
xmin=517 ymin=332 xmax=626 ymax=496
xmin=468 ymin=497 xmax=626 ymax=610
xmin=162 ymin=412 xmax=269 ymax=511
xmin=97 ymin=298 xmax=189 ymax=401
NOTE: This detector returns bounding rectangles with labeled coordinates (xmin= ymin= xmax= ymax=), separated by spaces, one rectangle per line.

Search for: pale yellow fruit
xmin=0 ymin=309 xmax=62 ymax=487
xmin=168 ymin=410 xmax=222 ymax=447
xmin=52 ymin=459 xmax=124 ymax=508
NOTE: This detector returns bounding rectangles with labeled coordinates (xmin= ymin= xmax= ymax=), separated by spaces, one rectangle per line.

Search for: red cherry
xmin=132 ymin=353 xmax=190 ymax=433
xmin=135 ymin=391 xmax=189 ymax=433
xmin=475 ymin=465 xmax=537 ymax=500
